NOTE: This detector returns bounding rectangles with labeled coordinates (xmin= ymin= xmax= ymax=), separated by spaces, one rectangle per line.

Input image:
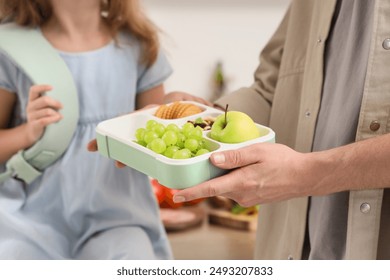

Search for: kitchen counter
xmin=166 ymin=205 xmax=257 ymax=260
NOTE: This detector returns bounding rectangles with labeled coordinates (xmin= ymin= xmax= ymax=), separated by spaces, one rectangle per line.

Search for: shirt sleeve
xmin=0 ymin=50 xmax=19 ymax=93
xmin=136 ymin=50 xmax=173 ymax=93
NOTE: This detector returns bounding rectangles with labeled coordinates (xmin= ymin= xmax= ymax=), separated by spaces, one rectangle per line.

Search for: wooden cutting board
xmin=208 ymin=209 xmax=258 ymax=231
xmin=160 ymin=206 xmax=205 ymax=232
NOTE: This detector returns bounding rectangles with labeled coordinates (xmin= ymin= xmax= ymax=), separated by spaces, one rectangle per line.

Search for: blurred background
xmin=143 ymin=0 xmax=290 ymax=101
xmin=143 ymin=0 xmax=290 ymax=260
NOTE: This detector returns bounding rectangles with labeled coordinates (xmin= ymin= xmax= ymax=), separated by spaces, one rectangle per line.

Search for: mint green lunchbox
xmin=96 ymin=102 xmax=275 ymax=189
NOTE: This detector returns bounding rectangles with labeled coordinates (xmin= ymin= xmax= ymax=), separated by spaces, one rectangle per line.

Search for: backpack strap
xmin=0 ymin=23 xmax=79 ymax=184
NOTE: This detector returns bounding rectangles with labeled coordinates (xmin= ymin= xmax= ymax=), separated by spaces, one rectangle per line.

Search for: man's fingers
xmin=173 ymin=168 xmax=245 ymax=203
xmin=194 ymin=96 xmax=213 ymax=106
xmin=210 ymin=143 xmax=266 ymax=170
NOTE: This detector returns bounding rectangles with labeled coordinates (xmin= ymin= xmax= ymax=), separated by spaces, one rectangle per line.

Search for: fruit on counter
xmin=134 ymin=120 xmax=210 ymax=159
xmin=210 ymin=105 xmax=260 ymax=144
xmin=151 ymin=179 xmax=204 ymax=208
xmin=230 ymin=204 xmax=259 ymax=215
xmin=208 ymin=196 xmax=259 ymax=216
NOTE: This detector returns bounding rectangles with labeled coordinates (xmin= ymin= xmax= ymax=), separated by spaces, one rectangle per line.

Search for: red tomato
xmin=161 ymin=186 xmax=182 ymax=209
xmin=150 ymin=179 xmax=204 ymax=208
xmin=151 ymin=179 xmax=165 ymax=204
xmin=150 ymin=179 xmax=183 ymax=208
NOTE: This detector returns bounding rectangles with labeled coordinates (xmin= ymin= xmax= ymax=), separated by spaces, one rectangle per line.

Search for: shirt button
xmin=382 ymin=38 xmax=390 ymax=50
xmin=288 ymin=255 xmax=294 ymax=260
xmin=360 ymin=203 xmax=371 ymax=214
xmin=369 ymin=120 xmax=380 ymax=131
xmin=305 ymin=111 xmax=311 ymax=118
xmin=317 ymin=37 xmax=322 ymax=44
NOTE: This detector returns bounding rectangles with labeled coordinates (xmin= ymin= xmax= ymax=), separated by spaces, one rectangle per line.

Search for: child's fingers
xmin=28 ymin=108 xmax=62 ymax=121
xmin=115 ymin=161 xmax=126 ymax=168
xmin=87 ymin=139 xmax=125 ymax=168
xmin=87 ymin=139 xmax=98 ymax=152
xmin=28 ymin=95 xmax=63 ymax=111
xmin=28 ymin=84 xmax=53 ymax=102
xmin=32 ymin=112 xmax=63 ymax=128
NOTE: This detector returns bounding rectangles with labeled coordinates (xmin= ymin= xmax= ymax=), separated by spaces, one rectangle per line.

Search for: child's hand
xmin=163 ymin=91 xmax=213 ymax=106
xmin=25 ymin=85 xmax=63 ymax=145
xmin=87 ymin=139 xmax=126 ymax=168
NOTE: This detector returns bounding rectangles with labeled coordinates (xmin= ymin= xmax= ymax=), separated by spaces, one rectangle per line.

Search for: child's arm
xmin=0 ymin=85 xmax=62 ymax=164
xmin=136 ymin=84 xmax=212 ymax=110
xmin=135 ymin=84 xmax=165 ymax=110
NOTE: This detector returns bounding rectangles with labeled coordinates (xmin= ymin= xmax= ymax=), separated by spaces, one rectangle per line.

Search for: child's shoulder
xmin=0 ymin=49 xmax=20 ymax=80
xmin=115 ymin=31 xmax=145 ymax=58
xmin=116 ymin=31 xmax=139 ymax=47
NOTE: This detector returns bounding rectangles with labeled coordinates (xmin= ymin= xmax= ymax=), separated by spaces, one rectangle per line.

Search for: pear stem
xmin=224 ymin=104 xmax=229 ymax=127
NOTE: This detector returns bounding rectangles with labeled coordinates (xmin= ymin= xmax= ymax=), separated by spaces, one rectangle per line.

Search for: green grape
xmin=136 ymin=140 xmax=147 ymax=147
xmin=196 ymin=148 xmax=210 ymax=156
xmin=166 ymin=123 xmax=180 ymax=133
xmin=151 ymin=123 xmax=165 ymax=137
xmin=184 ymin=138 xmax=199 ymax=152
xmin=172 ymin=148 xmax=192 ymax=159
xmin=162 ymin=130 xmax=178 ymax=146
xmin=135 ymin=128 xmax=146 ymax=141
xmin=146 ymin=119 xmax=158 ymax=130
xmin=198 ymin=139 xmax=206 ymax=149
xmin=164 ymin=145 xmax=180 ymax=158
xmin=176 ymin=132 xmax=186 ymax=148
xmin=182 ymin=122 xmax=194 ymax=131
xmin=149 ymin=138 xmax=166 ymax=154
xmin=182 ymin=122 xmax=194 ymax=137
xmin=187 ymin=126 xmax=203 ymax=140
xmin=133 ymin=120 xmax=211 ymax=159
xmin=143 ymin=130 xmax=159 ymax=144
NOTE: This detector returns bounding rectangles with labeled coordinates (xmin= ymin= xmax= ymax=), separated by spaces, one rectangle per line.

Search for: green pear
xmin=210 ymin=111 xmax=260 ymax=143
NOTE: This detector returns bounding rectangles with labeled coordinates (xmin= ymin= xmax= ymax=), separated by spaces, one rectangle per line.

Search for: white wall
xmin=143 ymin=0 xmax=290 ymax=100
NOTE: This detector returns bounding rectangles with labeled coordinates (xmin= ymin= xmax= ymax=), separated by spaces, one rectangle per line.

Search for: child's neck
xmin=41 ymin=0 xmax=112 ymax=53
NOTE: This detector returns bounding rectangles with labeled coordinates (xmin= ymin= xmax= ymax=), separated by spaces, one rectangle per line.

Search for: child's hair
xmin=0 ymin=0 xmax=159 ymax=66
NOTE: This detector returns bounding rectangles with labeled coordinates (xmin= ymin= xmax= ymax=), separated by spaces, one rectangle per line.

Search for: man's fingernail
xmin=213 ymin=153 xmax=225 ymax=164
xmin=173 ymin=196 xmax=186 ymax=203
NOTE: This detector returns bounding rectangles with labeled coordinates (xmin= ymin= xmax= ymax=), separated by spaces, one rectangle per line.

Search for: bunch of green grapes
xmin=134 ymin=120 xmax=210 ymax=159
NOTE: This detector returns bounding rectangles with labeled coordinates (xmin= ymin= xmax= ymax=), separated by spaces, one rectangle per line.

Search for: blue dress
xmin=0 ymin=32 xmax=173 ymax=259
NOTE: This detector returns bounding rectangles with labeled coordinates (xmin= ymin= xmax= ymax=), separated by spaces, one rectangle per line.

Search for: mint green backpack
xmin=0 ymin=23 xmax=79 ymax=184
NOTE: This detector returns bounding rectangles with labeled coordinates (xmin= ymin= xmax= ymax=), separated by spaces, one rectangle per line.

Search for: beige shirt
xmin=307 ymin=0 xmax=374 ymax=260
xmin=215 ymin=0 xmax=390 ymax=259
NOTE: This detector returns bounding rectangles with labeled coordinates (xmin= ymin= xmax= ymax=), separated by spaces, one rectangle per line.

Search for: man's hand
xmin=163 ymin=91 xmax=213 ymax=106
xmin=173 ymin=143 xmax=317 ymax=206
